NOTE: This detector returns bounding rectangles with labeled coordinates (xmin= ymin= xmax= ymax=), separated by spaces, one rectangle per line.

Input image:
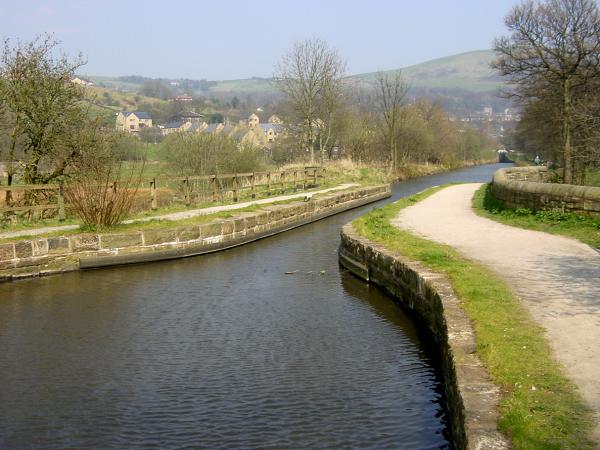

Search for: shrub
xmin=64 ymin=129 xmax=143 ymax=229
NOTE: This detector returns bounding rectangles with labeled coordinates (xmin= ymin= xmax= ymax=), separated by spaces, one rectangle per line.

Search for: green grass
xmin=473 ymin=184 xmax=600 ymax=249
xmin=352 ymin=186 xmax=595 ymax=449
xmin=142 ymin=143 xmax=169 ymax=162
xmin=587 ymin=168 xmax=600 ymax=187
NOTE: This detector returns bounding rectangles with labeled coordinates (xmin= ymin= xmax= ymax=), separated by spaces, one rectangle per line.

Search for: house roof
xmin=122 ymin=111 xmax=151 ymax=120
xmin=134 ymin=112 xmax=152 ymax=120
xmin=260 ymin=123 xmax=283 ymax=132
xmin=173 ymin=111 xmax=203 ymax=119
xmin=188 ymin=122 xmax=201 ymax=132
xmin=164 ymin=120 xmax=185 ymax=129
xmin=201 ymin=123 xmax=220 ymax=133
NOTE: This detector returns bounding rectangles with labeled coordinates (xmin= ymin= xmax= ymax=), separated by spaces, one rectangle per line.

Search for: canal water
xmin=0 ymin=164 xmax=508 ymax=449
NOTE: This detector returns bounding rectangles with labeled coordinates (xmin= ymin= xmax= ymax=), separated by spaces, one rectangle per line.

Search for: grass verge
xmin=472 ymin=184 xmax=600 ymax=249
xmin=352 ymin=186 xmax=595 ymax=450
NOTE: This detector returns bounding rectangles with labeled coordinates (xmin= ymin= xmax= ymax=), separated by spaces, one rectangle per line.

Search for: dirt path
xmin=0 ymin=184 xmax=357 ymax=240
xmin=392 ymin=183 xmax=600 ymax=441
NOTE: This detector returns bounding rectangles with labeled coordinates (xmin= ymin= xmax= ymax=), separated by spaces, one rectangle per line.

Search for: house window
xmin=130 ymin=125 xmax=135 ymax=130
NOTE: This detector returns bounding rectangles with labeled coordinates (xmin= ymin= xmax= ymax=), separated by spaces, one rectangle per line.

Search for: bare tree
xmin=375 ymin=71 xmax=409 ymax=172
xmin=493 ymin=0 xmax=600 ymax=184
xmin=274 ymin=38 xmax=346 ymax=163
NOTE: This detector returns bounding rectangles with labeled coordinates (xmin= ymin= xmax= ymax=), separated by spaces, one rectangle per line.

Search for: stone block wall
xmin=339 ymin=223 xmax=509 ymax=450
xmin=492 ymin=166 xmax=600 ymax=215
xmin=0 ymin=185 xmax=391 ymax=282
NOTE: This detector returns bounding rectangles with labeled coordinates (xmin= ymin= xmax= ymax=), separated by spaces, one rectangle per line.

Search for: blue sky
xmin=1 ymin=0 xmax=519 ymax=80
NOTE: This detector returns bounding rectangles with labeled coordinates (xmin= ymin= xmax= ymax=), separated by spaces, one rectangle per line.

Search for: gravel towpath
xmin=393 ymin=183 xmax=600 ymax=442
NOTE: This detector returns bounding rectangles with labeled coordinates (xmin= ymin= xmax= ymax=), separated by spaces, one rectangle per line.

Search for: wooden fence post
xmin=304 ymin=169 xmax=308 ymax=190
xmin=184 ymin=176 xmax=190 ymax=206
xmin=293 ymin=170 xmax=298 ymax=191
xmin=251 ymin=173 xmax=256 ymax=199
xmin=313 ymin=168 xmax=317 ymax=186
xmin=267 ymin=172 xmax=271 ymax=196
xmin=233 ymin=174 xmax=238 ymax=202
xmin=280 ymin=171 xmax=285 ymax=194
xmin=57 ymin=183 xmax=66 ymax=221
xmin=151 ymin=178 xmax=157 ymax=210
xmin=211 ymin=176 xmax=217 ymax=202
xmin=5 ymin=188 xmax=12 ymax=208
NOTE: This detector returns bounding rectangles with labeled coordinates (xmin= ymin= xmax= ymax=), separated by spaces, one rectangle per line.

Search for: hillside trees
xmin=493 ymin=0 xmax=600 ymax=184
xmin=140 ymin=79 xmax=173 ymax=100
xmin=274 ymin=38 xmax=346 ymax=163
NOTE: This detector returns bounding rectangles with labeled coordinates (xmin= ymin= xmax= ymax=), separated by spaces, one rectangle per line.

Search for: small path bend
xmin=393 ymin=183 xmax=600 ymax=441
xmin=0 ymin=184 xmax=357 ymax=240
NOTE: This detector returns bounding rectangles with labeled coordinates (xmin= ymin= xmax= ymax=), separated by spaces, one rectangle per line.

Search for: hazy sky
xmin=1 ymin=0 xmax=520 ymax=80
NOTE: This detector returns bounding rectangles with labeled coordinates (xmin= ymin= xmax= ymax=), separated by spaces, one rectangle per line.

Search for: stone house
xmin=116 ymin=111 xmax=153 ymax=133
xmin=161 ymin=112 xmax=205 ymax=136
xmin=260 ymin=123 xmax=284 ymax=143
xmin=245 ymin=113 xmax=285 ymax=143
xmin=247 ymin=113 xmax=260 ymax=129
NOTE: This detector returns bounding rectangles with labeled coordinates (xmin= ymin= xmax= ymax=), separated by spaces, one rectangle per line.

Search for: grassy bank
xmin=352 ymin=187 xmax=594 ymax=450
xmin=473 ymin=184 xmax=600 ymax=249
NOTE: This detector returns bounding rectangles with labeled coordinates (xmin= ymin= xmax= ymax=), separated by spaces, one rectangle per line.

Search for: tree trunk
xmin=6 ymin=120 xmax=19 ymax=206
xmin=563 ymin=79 xmax=573 ymax=184
xmin=308 ymin=123 xmax=315 ymax=164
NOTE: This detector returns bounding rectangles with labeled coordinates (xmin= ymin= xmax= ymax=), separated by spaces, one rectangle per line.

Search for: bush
xmin=64 ymin=129 xmax=143 ymax=229
xmin=163 ymin=132 xmax=264 ymax=175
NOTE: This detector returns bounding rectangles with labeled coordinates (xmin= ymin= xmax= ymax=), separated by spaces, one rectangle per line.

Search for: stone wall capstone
xmin=492 ymin=166 xmax=600 ymax=215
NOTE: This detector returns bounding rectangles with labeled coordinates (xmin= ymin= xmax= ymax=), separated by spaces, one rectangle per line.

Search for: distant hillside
xmin=85 ymin=85 xmax=168 ymax=110
xmin=356 ymin=50 xmax=501 ymax=93
xmin=86 ymin=75 xmax=275 ymax=96
xmin=86 ymin=49 xmax=502 ymax=97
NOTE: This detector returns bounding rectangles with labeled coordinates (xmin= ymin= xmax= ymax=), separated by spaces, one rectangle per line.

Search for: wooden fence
xmin=0 ymin=167 xmax=324 ymax=222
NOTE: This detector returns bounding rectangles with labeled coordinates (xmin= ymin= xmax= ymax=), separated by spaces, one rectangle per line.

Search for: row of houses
xmin=115 ymin=111 xmax=284 ymax=145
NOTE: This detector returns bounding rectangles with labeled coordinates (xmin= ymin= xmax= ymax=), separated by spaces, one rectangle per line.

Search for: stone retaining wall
xmin=0 ymin=185 xmax=391 ymax=282
xmin=492 ymin=166 xmax=600 ymax=215
xmin=339 ymin=223 xmax=509 ymax=450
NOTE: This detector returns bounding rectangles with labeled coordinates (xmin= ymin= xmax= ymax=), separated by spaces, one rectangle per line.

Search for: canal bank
xmin=339 ymin=222 xmax=509 ymax=450
xmin=0 ymin=185 xmax=390 ymax=282
xmin=342 ymin=180 xmax=598 ymax=449
xmin=0 ymin=164 xmax=509 ymax=449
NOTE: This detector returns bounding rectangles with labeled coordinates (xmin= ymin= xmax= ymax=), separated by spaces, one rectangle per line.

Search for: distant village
xmin=450 ymin=107 xmax=521 ymax=141
xmin=115 ymin=107 xmax=284 ymax=147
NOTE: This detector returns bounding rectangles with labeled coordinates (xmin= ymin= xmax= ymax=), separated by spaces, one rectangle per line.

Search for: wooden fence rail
xmin=0 ymin=167 xmax=324 ymax=222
